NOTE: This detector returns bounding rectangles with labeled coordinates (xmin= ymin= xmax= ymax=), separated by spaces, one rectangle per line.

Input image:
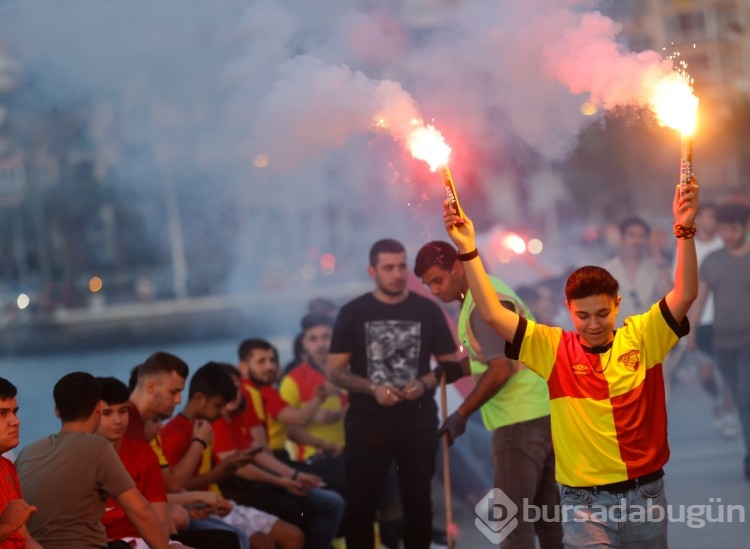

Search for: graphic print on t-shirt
xmin=365 ymin=320 xmax=421 ymax=388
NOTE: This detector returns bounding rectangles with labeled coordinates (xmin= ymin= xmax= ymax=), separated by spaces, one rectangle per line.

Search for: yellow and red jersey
xmin=242 ymin=379 xmax=288 ymax=451
xmin=507 ymin=299 xmax=688 ymax=487
xmin=279 ymin=363 xmax=347 ymax=461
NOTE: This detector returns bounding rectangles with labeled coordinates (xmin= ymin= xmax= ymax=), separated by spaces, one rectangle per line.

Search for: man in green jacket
xmin=415 ymin=240 xmax=561 ymax=549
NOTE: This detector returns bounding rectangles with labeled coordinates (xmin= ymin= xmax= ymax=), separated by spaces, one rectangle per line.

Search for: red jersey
xmin=102 ymin=438 xmax=167 ymax=541
xmin=0 ymin=456 xmax=25 ymax=549
xmin=124 ymin=402 xmax=147 ymax=442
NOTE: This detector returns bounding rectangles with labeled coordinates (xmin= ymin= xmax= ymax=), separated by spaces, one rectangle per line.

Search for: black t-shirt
xmin=330 ymin=291 xmax=457 ymax=431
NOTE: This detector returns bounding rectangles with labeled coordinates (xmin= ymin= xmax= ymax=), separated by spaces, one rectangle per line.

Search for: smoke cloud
xmin=0 ymin=0 xmax=678 ymax=302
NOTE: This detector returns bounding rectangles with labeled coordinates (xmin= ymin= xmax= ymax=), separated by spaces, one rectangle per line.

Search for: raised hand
xmin=443 ymin=200 xmax=476 ymax=254
xmin=674 ymin=175 xmax=699 ymax=229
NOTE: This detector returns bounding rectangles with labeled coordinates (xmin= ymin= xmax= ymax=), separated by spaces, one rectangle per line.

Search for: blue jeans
xmin=306 ymin=487 xmax=345 ymax=548
xmin=559 ymin=477 xmax=668 ymax=549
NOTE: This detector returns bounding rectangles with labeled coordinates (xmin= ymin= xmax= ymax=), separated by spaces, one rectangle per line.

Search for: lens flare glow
xmin=406 ymin=124 xmax=451 ymax=171
xmin=16 ymin=293 xmax=30 ymax=309
xmin=503 ymin=233 xmax=527 ymax=255
xmin=650 ymin=71 xmax=698 ymax=136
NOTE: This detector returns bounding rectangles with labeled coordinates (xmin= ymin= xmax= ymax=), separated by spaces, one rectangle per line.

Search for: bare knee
xmin=269 ymin=519 xmax=304 ymax=549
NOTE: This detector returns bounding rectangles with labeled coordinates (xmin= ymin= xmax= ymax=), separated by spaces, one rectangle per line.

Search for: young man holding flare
xmin=441 ymin=177 xmax=699 ymax=549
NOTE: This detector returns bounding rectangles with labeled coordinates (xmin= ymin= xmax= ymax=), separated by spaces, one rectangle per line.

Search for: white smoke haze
xmin=0 ymin=0 xmax=680 ymax=300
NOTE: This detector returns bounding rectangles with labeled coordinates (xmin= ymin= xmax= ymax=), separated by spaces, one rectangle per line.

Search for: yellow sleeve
xmin=517 ymin=320 xmax=562 ymax=381
xmin=279 ymin=376 xmax=301 ymax=408
xmin=150 ymin=435 xmax=170 ymax=468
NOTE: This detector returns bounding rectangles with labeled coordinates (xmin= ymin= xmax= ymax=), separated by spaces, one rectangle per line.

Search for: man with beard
xmin=326 ymin=238 xmax=458 ymax=549
xmin=692 ymin=201 xmax=750 ymax=480
xmin=279 ymin=314 xmax=347 ymax=496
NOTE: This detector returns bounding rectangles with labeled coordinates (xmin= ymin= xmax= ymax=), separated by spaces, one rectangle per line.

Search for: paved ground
xmin=431 ymin=377 xmax=749 ymax=548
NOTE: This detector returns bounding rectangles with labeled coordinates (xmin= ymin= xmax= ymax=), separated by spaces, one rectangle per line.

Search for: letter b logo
xmin=475 ymin=488 xmax=519 ymax=543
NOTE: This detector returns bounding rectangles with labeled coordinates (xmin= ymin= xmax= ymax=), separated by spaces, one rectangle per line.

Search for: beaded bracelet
xmin=674 ymin=224 xmax=697 ymax=239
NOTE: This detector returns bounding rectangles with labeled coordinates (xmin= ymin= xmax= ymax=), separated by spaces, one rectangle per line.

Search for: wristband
xmin=457 ymin=249 xmax=479 ymax=261
xmin=192 ymin=437 xmax=208 ymax=450
xmin=418 ymin=378 xmax=428 ymax=392
xmin=674 ymin=224 xmax=697 ymax=239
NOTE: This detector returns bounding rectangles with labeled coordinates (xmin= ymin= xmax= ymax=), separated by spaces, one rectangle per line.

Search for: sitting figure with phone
xmin=212 ymin=364 xmax=344 ymax=549
xmin=158 ymin=362 xmax=305 ymax=549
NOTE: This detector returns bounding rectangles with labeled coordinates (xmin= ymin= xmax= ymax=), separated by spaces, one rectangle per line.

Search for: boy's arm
xmin=664 ymin=179 xmax=700 ymax=322
xmin=116 ymin=487 xmax=170 ymax=549
xmin=443 ymin=202 xmax=520 ymax=341
xmin=0 ymin=499 xmax=36 ymax=542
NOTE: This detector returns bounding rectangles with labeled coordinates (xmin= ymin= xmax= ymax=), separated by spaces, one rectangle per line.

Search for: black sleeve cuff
xmin=659 ymin=297 xmax=690 ymax=338
xmin=504 ymin=316 xmax=527 ymax=360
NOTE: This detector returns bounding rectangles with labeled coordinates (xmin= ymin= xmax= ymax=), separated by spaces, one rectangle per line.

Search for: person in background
xmin=602 ymin=216 xmax=672 ymax=326
xmin=213 ymin=363 xmax=344 ymax=549
xmin=280 ymin=313 xmax=347 ymax=496
xmin=159 ymin=362 xmax=303 ymax=549
xmin=326 ymin=238 xmax=458 ymax=548
xmin=670 ymin=202 xmax=736 ymax=434
xmin=414 ymin=240 xmax=561 ymax=549
xmin=691 ymin=201 xmax=750 ymax=480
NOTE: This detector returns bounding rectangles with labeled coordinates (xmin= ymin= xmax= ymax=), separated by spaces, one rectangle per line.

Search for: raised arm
xmin=664 ymin=178 xmax=700 ymax=322
xmin=442 ymin=201 xmax=520 ymax=342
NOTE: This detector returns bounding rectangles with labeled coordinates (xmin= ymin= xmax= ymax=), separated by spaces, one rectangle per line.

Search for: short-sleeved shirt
xmin=213 ymin=410 xmax=256 ymax=459
xmin=242 ymin=380 xmax=288 ymax=451
xmin=160 ymin=414 xmax=220 ymax=494
xmin=329 ymin=291 xmax=457 ymax=431
xmin=506 ymin=299 xmax=688 ymax=487
xmin=103 ymin=437 xmax=167 ymax=541
xmin=279 ymin=363 xmax=348 ymax=461
xmin=0 ymin=456 xmax=25 ymax=549
xmin=16 ymin=432 xmax=136 ymax=549
xmin=700 ymin=247 xmax=750 ymax=349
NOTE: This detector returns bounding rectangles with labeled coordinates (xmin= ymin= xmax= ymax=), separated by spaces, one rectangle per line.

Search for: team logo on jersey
xmin=572 ymin=364 xmax=590 ymax=375
xmin=618 ymin=350 xmax=640 ymax=372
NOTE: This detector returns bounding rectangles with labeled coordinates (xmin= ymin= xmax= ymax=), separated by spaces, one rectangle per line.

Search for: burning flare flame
xmin=650 ymin=69 xmax=698 ymax=136
xmin=406 ymin=123 xmax=452 ymax=171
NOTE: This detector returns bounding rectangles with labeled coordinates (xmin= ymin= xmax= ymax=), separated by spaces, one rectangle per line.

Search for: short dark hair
xmin=618 ymin=216 xmax=651 ymax=236
xmin=138 ymin=352 xmax=189 ymax=381
xmin=414 ymin=240 xmax=458 ymax=278
xmin=238 ymin=338 xmax=275 ymax=362
xmin=98 ymin=376 xmax=130 ymax=406
xmin=54 ymin=372 xmax=102 ymax=423
xmin=716 ymin=202 xmax=750 ymax=226
xmin=369 ymin=238 xmax=406 ymax=267
xmin=565 ymin=266 xmax=619 ymax=301
xmin=188 ymin=362 xmax=237 ymax=402
xmin=218 ymin=364 xmax=247 ymax=413
xmin=0 ymin=378 xmax=17 ymax=400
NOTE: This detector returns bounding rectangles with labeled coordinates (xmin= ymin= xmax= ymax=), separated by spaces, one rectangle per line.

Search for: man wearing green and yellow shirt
xmin=415 ymin=240 xmax=562 ymax=549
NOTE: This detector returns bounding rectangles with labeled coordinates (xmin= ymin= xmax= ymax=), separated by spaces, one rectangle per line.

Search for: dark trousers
xmin=491 ymin=415 xmax=562 ymax=549
xmin=715 ymin=342 xmax=750 ymax=464
xmin=344 ymin=425 xmax=437 ymax=549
